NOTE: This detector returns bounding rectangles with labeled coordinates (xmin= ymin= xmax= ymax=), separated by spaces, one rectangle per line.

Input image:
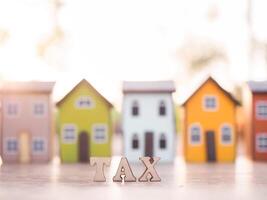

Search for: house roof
xmin=122 ymin=81 xmax=176 ymax=93
xmin=56 ymin=79 xmax=113 ymax=107
xmin=247 ymin=81 xmax=267 ymax=93
xmin=0 ymin=81 xmax=55 ymax=93
xmin=181 ymin=76 xmax=240 ymax=106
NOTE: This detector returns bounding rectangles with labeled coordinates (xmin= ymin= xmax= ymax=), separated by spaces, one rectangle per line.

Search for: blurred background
xmin=0 ymin=0 xmax=267 ymax=123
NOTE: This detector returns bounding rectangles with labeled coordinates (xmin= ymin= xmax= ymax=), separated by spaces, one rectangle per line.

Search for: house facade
xmin=243 ymin=81 xmax=267 ymax=161
xmin=182 ymin=77 xmax=240 ymax=162
xmin=0 ymin=81 xmax=55 ymax=163
xmin=0 ymin=95 xmax=2 ymax=159
xmin=122 ymin=81 xmax=176 ymax=163
xmin=57 ymin=79 xmax=113 ymax=163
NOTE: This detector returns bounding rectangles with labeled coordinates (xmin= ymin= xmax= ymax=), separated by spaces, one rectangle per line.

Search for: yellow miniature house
xmin=56 ymin=79 xmax=113 ymax=163
xmin=182 ymin=77 xmax=240 ymax=162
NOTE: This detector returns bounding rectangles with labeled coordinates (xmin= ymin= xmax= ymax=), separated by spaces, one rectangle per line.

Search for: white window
xmin=256 ymin=133 xmax=267 ymax=152
xmin=159 ymin=101 xmax=166 ymax=116
xmin=75 ymin=96 xmax=94 ymax=109
xmin=203 ymin=95 xmax=218 ymax=111
xmin=132 ymin=100 xmax=139 ymax=116
xmin=33 ymin=102 xmax=46 ymax=116
xmin=6 ymin=102 xmax=19 ymax=117
xmin=93 ymin=124 xmax=108 ymax=143
xmin=5 ymin=138 xmax=18 ymax=154
xmin=62 ymin=124 xmax=77 ymax=143
xmin=132 ymin=134 xmax=139 ymax=149
xmin=32 ymin=137 xmax=46 ymax=154
xmin=256 ymin=101 xmax=267 ymax=120
xmin=220 ymin=124 xmax=233 ymax=145
xmin=159 ymin=133 xmax=167 ymax=149
xmin=189 ymin=124 xmax=202 ymax=145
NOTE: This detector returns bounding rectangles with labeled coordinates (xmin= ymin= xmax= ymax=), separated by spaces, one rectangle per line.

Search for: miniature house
xmin=0 ymin=96 xmax=2 ymax=160
xmin=182 ymin=77 xmax=240 ymax=162
xmin=56 ymin=79 xmax=113 ymax=163
xmin=0 ymin=81 xmax=55 ymax=163
xmin=243 ymin=81 xmax=267 ymax=161
xmin=122 ymin=81 xmax=176 ymax=163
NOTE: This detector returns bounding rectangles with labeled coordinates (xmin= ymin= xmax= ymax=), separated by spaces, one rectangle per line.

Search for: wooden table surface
xmin=0 ymin=135 xmax=267 ymax=200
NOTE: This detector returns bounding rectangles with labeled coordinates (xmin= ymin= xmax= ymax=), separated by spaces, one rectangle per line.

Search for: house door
xmin=19 ymin=132 xmax=30 ymax=163
xmin=206 ymin=131 xmax=216 ymax=162
xmin=145 ymin=132 xmax=154 ymax=157
xmin=79 ymin=131 xmax=89 ymax=162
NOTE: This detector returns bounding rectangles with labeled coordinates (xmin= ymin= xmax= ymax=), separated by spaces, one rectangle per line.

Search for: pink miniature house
xmin=0 ymin=81 xmax=55 ymax=163
xmin=0 ymin=96 xmax=2 ymax=159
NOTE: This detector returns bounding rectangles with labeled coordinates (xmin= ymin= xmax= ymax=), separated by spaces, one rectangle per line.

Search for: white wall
xmin=122 ymin=93 xmax=176 ymax=163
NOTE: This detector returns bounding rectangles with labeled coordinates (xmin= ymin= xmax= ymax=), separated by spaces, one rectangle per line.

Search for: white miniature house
xmin=122 ymin=81 xmax=176 ymax=163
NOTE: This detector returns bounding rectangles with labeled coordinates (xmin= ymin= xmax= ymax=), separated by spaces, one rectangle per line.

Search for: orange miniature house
xmin=243 ymin=81 xmax=267 ymax=161
xmin=182 ymin=77 xmax=240 ymax=162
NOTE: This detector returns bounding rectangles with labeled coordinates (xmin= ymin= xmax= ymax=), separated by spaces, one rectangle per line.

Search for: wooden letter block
xmin=113 ymin=157 xmax=136 ymax=182
xmin=138 ymin=157 xmax=161 ymax=182
xmin=90 ymin=157 xmax=111 ymax=182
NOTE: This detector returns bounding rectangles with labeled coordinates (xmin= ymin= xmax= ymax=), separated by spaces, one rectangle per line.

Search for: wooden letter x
xmin=138 ymin=157 xmax=161 ymax=182
xmin=90 ymin=157 xmax=111 ymax=182
xmin=113 ymin=157 xmax=136 ymax=182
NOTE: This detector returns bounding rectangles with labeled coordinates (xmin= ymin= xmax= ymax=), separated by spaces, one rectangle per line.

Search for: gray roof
xmin=123 ymin=81 xmax=176 ymax=93
xmin=247 ymin=81 xmax=267 ymax=93
xmin=0 ymin=81 xmax=55 ymax=93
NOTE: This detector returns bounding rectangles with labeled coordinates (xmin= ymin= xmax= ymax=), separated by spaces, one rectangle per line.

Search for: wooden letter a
xmin=113 ymin=157 xmax=136 ymax=182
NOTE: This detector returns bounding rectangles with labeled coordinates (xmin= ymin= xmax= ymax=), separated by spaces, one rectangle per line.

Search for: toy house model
xmin=56 ymin=79 xmax=113 ymax=163
xmin=182 ymin=77 xmax=240 ymax=162
xmin=243 ymin=81 xmax=267 ymax=161
xmin=0 ymin=81 xmax=55 ymax=163
xmin=0 ymin=96 xmax=2 ymax=159
xmin=122 ymin=81 xmax=176 ymax=163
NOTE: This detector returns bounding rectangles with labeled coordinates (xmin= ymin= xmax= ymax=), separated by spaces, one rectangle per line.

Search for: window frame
xmin=131 ymin=100 xmax=139 ymax=116
xmin=5 ymin=101 xmax=20 ymax=118
xmin=256 ymin=133 xmax=267 ymax=153
xmin=61 ymin=124 xmax=77 ymax=144
xmin=159 ymin=100 xmax=166 ymax=116
xmin=256 ymin=101 xmax=267 ymax=120
xmin=159 ymin=133 xmax=167 ymax=149
xmin=32 ymin=137 xmax=47 ymax=155
xmin=132 ymin=134 xmax=139 ymax=149
xmin=32 ymin=101 xmax=47 ymax=117
xmin=188 ymin=123 xmax=202 ymax=145
xmin=92 ymin=124 xmax=108 ymax=144
xmin=220 ymin=124 xmax=233 ymax=145
xmin=75 ymin=96 xmax=94 ymax=109
xmin=4 ymin=137 xmax=19 ymax=155
xmin=203 ymin=95 xmax=218 ymax=111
